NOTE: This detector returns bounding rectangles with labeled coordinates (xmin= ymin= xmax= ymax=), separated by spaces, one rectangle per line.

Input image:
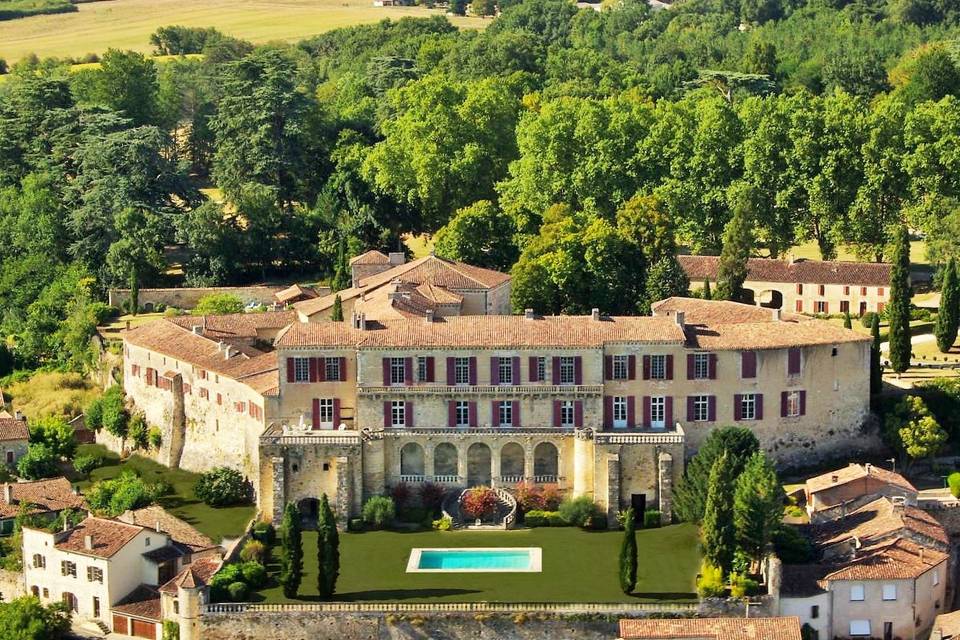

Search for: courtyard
xmin=252 ymin=524 xmax=700 ymax=604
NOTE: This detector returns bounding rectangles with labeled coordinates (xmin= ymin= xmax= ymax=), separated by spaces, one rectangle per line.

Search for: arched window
xmin=466 ymin=442 xmax=492 ymax=487
xmin=534 ymin=442 xmax=559 ymax=479
xmin=400 ymin=442 xmax=425 ymax=476
xmin=500 ymin=443 xmax=525 ymax=478
xmin=434 ymin=443 xmax=458 ymax=477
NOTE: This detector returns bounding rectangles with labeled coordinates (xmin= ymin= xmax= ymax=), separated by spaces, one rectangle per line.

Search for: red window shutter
xmin=605 ymin=356 xmax=613 ymax=381
xmin=788 ymin=347 xmax=801 ymax=375
xmin=708 ymin=396 xmax=716 ymax=422
xmin=448 ymin=401 xmax=457 ymax=428
xmin=574 ymin=401 xmax=583 ymax=428
xmin=686 ymin=354 xmax=695 ymax=380
xmin=425 ymin=356 xmax=435 ymax=382
xmin=286 ymin=358 xmax=294 ymax=383
xmin=469 ymin=357 xmax=477 ymax=386
xmin=406 ymin=401 xmax=414 ymax=428
xmin=333 ymin=399 xmax=341 ymax=426
xmin=665 ymin=396 xmax=673 ymax=427
xmin=513 ymin=401 xmax=521 ymax=427
xmin=574 ymin=357 xmax=583 ymax=385
xmin=642 ymin=355 xmax=650 ymax=380
xmin=404 ymin=358 xmax=413 ymax=385
xmin=382 ymin=358 xmax=390 ymax=385
xmin=756 ymin=394 xmax=764 ymax=420
xmin=446 ymin=357 xmax=455 ymax=385
xmin=512 ymin=357 xmax=520 ymax=386
xmin=642 ymin=396 xmax=651 ymax=428
xmin=734 ymin=394 xmax=742 ymax=421
xmin=628 ymin=355 xmax=636 ymax=380
xmin=469 ymin=402 xmax=477 ymax=428
xmin=603 ymin=396 xmax=613 ymax=428
xmin=665 ymin=355 xmax=674 ymax=380
xmin=795 ymin=300 xmax=803 ymax=313
xmin=491 ymin=357 xmax=500 ymax=385
xmin=781 ymin=391 xmax=788 ymax=418
xmin=309 ymin=357 xmax=318 ymax=383
xmin=552 ymin=357 xmax=561 ymax=385
xmin=709 ymin=354 xmax=717 ymax=379
xmin=491 ymin=400 xmax=499 ymax=426
xmin=339 ymin=356 xmax=347 ymax=381
xmin=824 ymin=302 xmax=829 ymax=314
xmin=529 ymin=356 xmax=539 ymax=382
xmin=627 ymin=396 xmax=636 ymax=427
xmin=742 ymin=351 xmax=756 ymax=378
xmin=796 ymin=283 xmax=802 ymax=295
xmin=687 ymin=396 xmax=695 ymax=421
xmin=312 ymin=398 xmax=320 ymax=429
xmin=552 ymin=401 xmax=561 ymax=427
xmin=383 ymin=402 xmax=391 ymax=429
xmin=800 ymin=390 xmax=807 ymax=416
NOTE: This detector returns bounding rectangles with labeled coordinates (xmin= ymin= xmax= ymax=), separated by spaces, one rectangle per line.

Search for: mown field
xmin=0 ymin=0 xmax=486 ymax=62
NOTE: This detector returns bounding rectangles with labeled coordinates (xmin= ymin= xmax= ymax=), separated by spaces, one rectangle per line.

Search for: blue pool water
xmin=417 ymin=549 xmax=533 ymax=570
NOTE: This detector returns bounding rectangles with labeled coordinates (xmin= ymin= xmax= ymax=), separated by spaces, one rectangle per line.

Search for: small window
xmin=797 ymin=283 xmax=803 ymax=295
xmin=818 ymin=284 xmax=825 ymax=296
xmin=559 ymin=357 xmax=576 ymax=384
xmin=814 ymin=300 xmax=827 ymax=314
xmin=850 ymin=584 xmax=865 ymax=601
xmin=650 ymin=355 xmax=667 ymax=380
xmin=32 ymin=554 xmax=45 ymax=569
xmin=61 ymin=561 xmax=76 ymax=578
xmin=849 ymin=620 xmax=870 ymax=636
xmin=811 ymin=604 xmax=819 ymax=619
xmin=933 ymin=569 xmax=940 ymax=586
xmin=882 ymin=584 xmax=897 ymax=601
xmin=174 ymin=601 xmax=179 ymax=615
xmin=843 ymin=285 xmax=850 ymax=295
xmin=861 ymin=286 xmax=867 ymax=296
xmin=42 ymin=588 xmax=48 ymax=598
xmin=613 ymin=355 xmax=629 ymax=380
xmin=613 ymin=396 xmax=627 ymax=427
xmin=786 ymin=391 xmax=801 ymax=417
xmin=145 ymin=537 xmax=151 ymax=547
xmin=740 ymin=393 xmax=757 ymax=421
xmin=325 ymin=358 xmax=340 ymax=381
xmin=86 ymin=566 xmax=103 ymax=583
xmin=693 ymin=395 xmax=710 ymax=422
xmin=318 ymin=399 xmax=334 ymax=425
xmin=878 ymin=287 xmax=884 ymax=297
xmin=417 ymin=357 xmax=428 ymax=382
xmin=497 ymin=401 xmax=513 ymax=427
xmin=293 ymin=357 xmax=310 ymax=382
xmin=693 ymin=353 xmax=710 ymax=379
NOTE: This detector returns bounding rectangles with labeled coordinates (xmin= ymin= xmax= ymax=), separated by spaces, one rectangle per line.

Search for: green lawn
xmin=789 ymin=239 xmax=929 ymax=266
xmin=252 ymin=525 xmax=700 ymax=604
xmin=75 ymin=445 xmax=255 ymax=543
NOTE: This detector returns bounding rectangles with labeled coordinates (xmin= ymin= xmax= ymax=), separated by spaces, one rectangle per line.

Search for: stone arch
xmin=500 ymin=442 xmax=525 ymax=477
xmin=534 ymin=442 xmax=559 ymax=478
xmin=758 ymin=289 xmax=783 ymax=309
xmin=142 ymin=301 xmax=155 ymax=312
xmin=400 ymin=442 xmax=425 ymax=476
xmin=467 ymin=442 xmax=492 ymax=487
xmin=434 ymin=443 xmax=458 ymax=477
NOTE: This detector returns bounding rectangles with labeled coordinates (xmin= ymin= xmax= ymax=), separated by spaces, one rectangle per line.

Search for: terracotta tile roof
xmin=415 ymin=283 xmax=463 ymax=304
xmin=0 ymin=477 xmax=86 ymax=519
xmin=814 ymin=497 xmax=948 ymax=548
xmin=118 ymin=505 xmax=216 ymax=553
xmin=653 ymin=298 xmax=870 ymax=351
xmin=349 ymin=249 xmax=390 ymax=265
xmin=806 ymin=463 xmax=917 ymax=497
xmin=159 ymin=557 xmax=222 ymax=593
xmin=824 ymin=537 xmax=948 ymax=581
xmin=277 ymin=314 xmax=687 ymax=349
xmin=54 ymin=516 xmax=145 ymax=558
xmin=168 ymin=311 xmax=295 ymax=340
xmin=0 ymin=417 xmax=28 ymax=441
xmin=679 ymin=255 xmax=892 ymax=286
xmin=618 ymin=617 xmax=802 ymax=640
xmin=111 ymin=585 xmax=161 ymax=621
xmin=275 ymin=284 xmax=318 ymax=304
xmin=933 ymin=610 xmax=960 ymax=639
xmin=781 ymin=563 xmax=831 ymax=597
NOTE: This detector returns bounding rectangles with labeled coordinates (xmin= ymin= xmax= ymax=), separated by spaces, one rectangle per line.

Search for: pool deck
xmin=406 ymin=547 xmax=543 ymax=573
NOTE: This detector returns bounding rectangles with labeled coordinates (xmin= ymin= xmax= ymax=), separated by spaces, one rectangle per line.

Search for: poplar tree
xmin=935 ymin=257 xmax=959 ymax=353
xmin=330 ymin=295 xmax=344 ymax=322
xmin=870 ymin=314 xmax=883 ymax=395
xmin=733 ymin=453 xmax=784 ymax=565
xmin=279 ymin=502 xmax=302 ymax=598
xmin=887 ymin=224 xmax=912 ymax=374
xmin=702 ymin=452 xmax=737 ymax=575
xmin=715 ymin=189 xmax=754 ymax=303
xmin=317 ymin=493 xmax=340 ymax=599
xmin=619 ymin=507 xmax=637 ymax=594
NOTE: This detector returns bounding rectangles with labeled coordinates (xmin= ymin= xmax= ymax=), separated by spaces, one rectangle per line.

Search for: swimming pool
xmin=406 ymin=547 xmax=542 ymax=573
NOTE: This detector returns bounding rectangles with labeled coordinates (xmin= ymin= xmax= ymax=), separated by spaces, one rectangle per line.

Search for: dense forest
xmin=1 ymin=0 xmax=960 ymax=373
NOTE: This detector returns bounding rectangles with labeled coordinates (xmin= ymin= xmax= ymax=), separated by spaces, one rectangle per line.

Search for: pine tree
xmin=935 ymin=257 xmax=959 ymax=353
xmin=674 ymin=426 xmax=759 ymax=523
xmin=870 ymin=314 xmax=883 ymax=395
xmin=330 ymin=295 xmax=344 ymax=322
xmin=843 ymin=312 xmax=852 ymax=329
xmin=733 ymin=453 xmax=784 ymax=565
xmin=279 ymin=502 xmax=302 ymax=598
xmin=701 ymin=452 xmax=737 ymax=575
xmin=887 ymin=224 xmax=912 ymax=374
xmin=317 ymin=493 xmax=340 ymax=599
xmin=619 ymin=507 xmax=637 ymax=594
xmin=715 ymin=190 xmax=754 ymax=303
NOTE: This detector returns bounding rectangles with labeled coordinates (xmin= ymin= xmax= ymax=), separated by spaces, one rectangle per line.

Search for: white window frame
xmin=294 ymin=357 xmax=310 ymax=383
xmin=560 ymin=401 xmax=575 ymax=427
xmin=786 ymin=390 xmax=801 ymax=417
xmin=850 ymin=584 xmax=865 ymax=601
xmin=849 ymin=620 xmax=870 ymax=637
xmin=741 ymin=393 xmax=757 ymax=421
xmin=613 ymin=396 xmax=627 ymax=428
xmin=325 ymin=358 xmax=340 ymax=381
xmin=613 ymin=355 xmax=628 ymax=380
xmin=417 ymin=356 xmax=428 ymax=382
xmin=391 ymin=401 xmax=406 ymax=427
xmin=650 ymin=355 xmax=667 ymax=380
xmin=694 ymin=353 xmax=709 ymax=379
xmin=390 ymin=357 xmax=405 ymax=386
xmin=499 ymin=358 xmax=513 ymax=385
xmin=455 ymin=401 xmax=470 ymax=428
xmin=815 ymin=300 xmax=827 ymax=314
xmin=498 ymin=401 xmax=513 ymax=427
xmin=694 ymin=395 xmax=710 ymax=422
xmin=650 ymin=396 xmax=666 ymax=429
xmin=61 ymin=560 xmax=76 ymax=578
xmin=881 ymin=584 xmax=897 ymax=601
xmin=559 ymin=357 xmax=576 ymax=385
xmin=318 ymin=399 xmax=334 ymax=426
xmin=454 ymin=357 xmax=470 ymax=385
xmin=536 ymin=357 xmax=546 ymax=382
xmin=32 ymin=554 xmax=45 ymax=569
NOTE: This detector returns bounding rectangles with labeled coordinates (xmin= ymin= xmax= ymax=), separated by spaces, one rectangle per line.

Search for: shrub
xmin=418 ymin=482 xmax=445 ymax=514
xmin=362 ymin=496 xmax=395 ymax=528
xmin=558 ymin=496 xmax=599 ymax=528
xmin=162 ymin=620 xmax=180 ymax=640
xmin=432 ymin=515 xmax=453 ymax=531
xmin=347 ymin=517 xmax=364 ymax=532
xmin=240 ymin=561 xmax=267 ymax=588
xmin=86 ymin=471 xmax=157 ymax=516
xmin=85 ymin=396 xmax=104 ymax=431
xmin=99 ymin=385 xmax=129 ymax=439
xmin=513 ymin=481 xmax=545 ymax=512
xmin=240 ymin=540 xmax=266 ymax=564
xmin=17 ymin=443 xmax=59 ymax=480
xmin=127 ymin=414 xmax=149 ymax=450
xmin=643 ymin=510 xmax=661 ymax=529
xmin=251 ymin=521 xmax=276 ymax=546
xmin=194 ymin=467 xmax=248 ymax=507
xmin=729 ymin=572 xmax=760 ymax=598
xmin=949 ymin=472 xmax=960 ymax=498
xmin=696 ymin=561 xmax=726 ymax=598
xmin=586 ymin=513 xmax=608 ymax=530
xmin=72 ymin=454 xmax=103 ymax=475
xmin=390 ymin=482 xmax=412 ymax=510
xmin=27 ymin=416 xmax=76 ymax=459
xmin=772 ymin=525 xmax=813 ymax=564
xmin=227 ymin=581 xmax=248 ymax=602
xmin=193 ymin=293 xmax=244 ymax=316
xmin=523 ymin=510 xmax=551 ymax=527
xmin=461 ymin=486 xmax=498 ymax=520
xmin=148 ymin=427 xmax=162 ymax=449
xmin=861 ymin=311 xmax=878 ymax=328
xmin=540 ymin=484 xmax=562 ymax=510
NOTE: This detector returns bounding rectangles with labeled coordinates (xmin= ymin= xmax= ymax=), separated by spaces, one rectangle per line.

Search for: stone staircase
xmin=445 ymin=487 xmax=517 ymax=530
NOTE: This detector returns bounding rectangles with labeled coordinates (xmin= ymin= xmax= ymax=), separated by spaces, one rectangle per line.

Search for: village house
xmin=617 ymin=616 xmax=803 ymax=639
xmin=805 ymin=463 xmax=918 ymax=523
xmin=0 ymin=477 xmax=86 ymax=535
xmin=0 ymin=412 xmax=28 ymax=468
xmin=679 ymin=255 xmax=892 ymax=316
xmin=933 ymin=610 xmax=960 ymax=640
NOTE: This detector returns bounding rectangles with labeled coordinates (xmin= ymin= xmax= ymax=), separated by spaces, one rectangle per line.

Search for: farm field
xmin=0 ymin=0 xmax=486 ymax=62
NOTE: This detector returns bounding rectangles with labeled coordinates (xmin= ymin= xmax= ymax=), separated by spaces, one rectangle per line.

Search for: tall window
xmin=740 ymin=394 xmax=757 ymax=421
xmin=391 ymin=401 xmax=406 ymax=427
xmin=693 ymin=395 xmax=710 ymax=422
xmin=61 ymin=561 xmax=77 ymax=578
xmin=318 ymin=399 xmax=334 ymax=425
xmin=455 ymin=401 xmax=470 ymax=427
xmin=559 ymin=357 xmax=576 ymax=384
xmin=498 ymin=401 xmax=513 ymax=427
xmin=560 ymin=401 xmax=575 ymax=427
xmin=694 ymin=353 xmax=709 ymax=379
xmin=294 ymin=357 xmax=310 ymax=382
xmin=86 ymin=566 xmax=103 ymax=583
xmin=536 ymin=357 xmax=546 ymax=382
xmin=499 ymin=358 xmax=513 ymax=385
xmin=390 ymin=358 xmax=405 ymax=385
xmin=650 ymin=355 xmax=667 ymax=380
xmin=454 ymin=357 xmax=470 ymax=385
xmin=815 ymin=301 xmax=827 ymax=314
xmin=818 ymin=284 xmax=825 ymax=296
xmin=417 ymin=357 xmax=428 ymax=382
xmin=613 ymin=355 xmax=628 ymax=380
xmin=32 ymin=554 xmax=45 ymax=569
xmin=650 ymin=396 xmax=665 ymax=426
xmin=613 ymin=396 xmax=627 ymax=427
xmin=786 ymin=391 xmax=801 ymax=417
xmin=325 ymin=358 xmax=340 ymax=381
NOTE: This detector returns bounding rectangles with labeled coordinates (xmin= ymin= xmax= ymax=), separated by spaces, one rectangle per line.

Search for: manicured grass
xmin=75 ymin=445 xmax=255 ymax=543
xmin=789 ymin=239 xmax=929 ymax=266
xmin=0 ymin=0 xmax=485 ymax=62
xmin=252 ymin=525 xmax=700 ymax=604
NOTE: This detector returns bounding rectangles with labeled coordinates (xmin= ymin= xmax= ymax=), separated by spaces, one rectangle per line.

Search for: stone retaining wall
xmin=109 ymin=286 xmax=330 ymax=311
xmin=0 ymin=568 xmax=24 ymax=602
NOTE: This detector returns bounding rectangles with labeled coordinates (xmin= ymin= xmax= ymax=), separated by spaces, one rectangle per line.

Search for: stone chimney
xmin=831 ymin=474 xmax=839 ymax=483
xmin=591 ymin=308 xmax=601 ymax=321
xmin=425 ymin=310 xmax=434 ymax=323
xmin=3 ymin=484 xmax=12 ymax=505
xmin=388 ymin=252 xmax=406 ymax=266
xmin=865 ymin=462 xmax=872 ymax=475
xmin=675 ymin=311 xmax=685 ymax=328
xmin=223 ymin=345 xmax=233 ymax=360
xmin=156 ymin=520 xmax=162 ymax=533
xmin=13 ymin=410 xmax=22 ymax=421
xmin=352 ymin=312 xmax=367 ymax=330
xmin=84 ymin=534 xmax=93 ymax=550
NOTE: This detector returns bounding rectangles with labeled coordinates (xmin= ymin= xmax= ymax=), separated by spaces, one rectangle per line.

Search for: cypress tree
xmin=715 ymin=190 xmax=754 ymax=303
xmin=330 ymin=295 xmax=344 ymax=322
xmin=870 ymin=314 xmax=883 ymax=395
xmin=317 ymin=493 xmax=340 ymax=599
xmin=703 ymin=279 xmax=712 ymax=300
xmin=279 ymin=502 xmax=303 ymax=598
xmin=619 ymin=507 xmax=637 ymax=594
xmin=887 ymin=224 xmax=912 ymax=374
xmin=674 ymin=426 xmax=759 ymax=523
xmin=733 ymin=452 xmax=784 ymax=566
xmin=935 ymin=257 xmax=959 ymax=353
xmin=702 ymin=452 xmax=737 ymax=576
xmin=843 ymin=312 xmax=852 ymax=329
xmin=331 ymin=241 xmax=351 ymax=292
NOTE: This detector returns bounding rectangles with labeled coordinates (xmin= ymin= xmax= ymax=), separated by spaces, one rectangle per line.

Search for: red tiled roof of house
xmin=168 ymin=311 xmax=295 ymax=340
xmin=349 ymin=249 xmax=390 ymax=265
xmin=678 ymin=255 xmax=892 ymax=286
xmin=111 ymin=585 xmax=161 ymax=621
xmin=814 ymin=497 xmax=948 ymax=548
xmin=618 ymin=616 xmax=802 ymax=640
xmin=806 ymin=463 xmax=917 ymax=497
xmin=824 ymin=537 xmax=948 ymax=581
xmin=0 ymin=477 xmax=86 ymax=519
xmin=0 ymin=417 xmax=28 ymax=441
xmin=54 ymin=516 xmax=145 ymax=558
xmin=159 ymin=556 xmax=222 ymax=593
xmin=275 ymin=284 xmax=318 ymax=304
xmin=932 ymin=610 xmax=960 ymax=639
xmin=117 ymin=505 xmax=216 ymax=553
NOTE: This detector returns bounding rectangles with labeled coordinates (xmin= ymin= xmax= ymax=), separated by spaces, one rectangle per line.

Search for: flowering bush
xmin=540 ymin=484 xmax=562 ymax=511
xmin=461 ymin=486 xmax=498 ymax=520
xmin=513 ymin=481 xmax=545 ymax=513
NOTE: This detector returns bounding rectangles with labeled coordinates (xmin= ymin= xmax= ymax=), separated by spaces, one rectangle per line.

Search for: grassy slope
xmin=0 ymin=0 xmax=485 ymax=62
xmin=253 ymin=525 xmax=700 ymax=603
xmin=3 ymin=371 xmax=100 ymax=419
xmin=789 ymin=240 xmax=930 ymax=266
